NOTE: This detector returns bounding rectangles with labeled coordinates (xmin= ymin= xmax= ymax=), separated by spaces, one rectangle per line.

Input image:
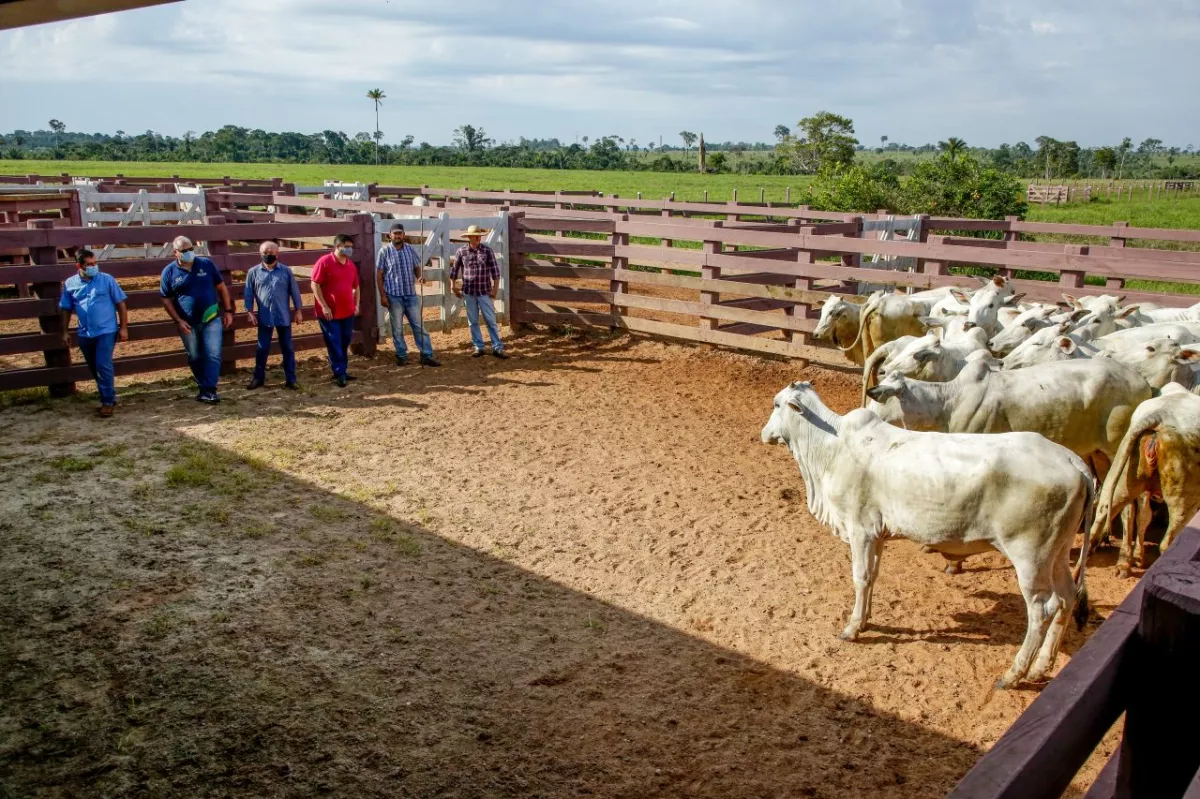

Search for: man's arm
xmin=287 ymin=267 xmax=303 ymax=323
xmin=375 ymin=261 xmax=389 ymax=307
xmin=244 ymin=270 xmax=257 ymax=326
xmin=487 ymin=248 xmax=500 ymax=299
xmin=450 ymin=250 xmax=463 ymax=297
xmin=116 ymin=301 xmax=129 ymax=342
xmin=58 ymin=288 xmax=73 ymax=346
xmin=159 ymin=270 xmax=190 ymax=335
xmin=411 ymin=246 xmax=424 ymax=285
xmin=216 ymin=281 xmax=234 ymax=329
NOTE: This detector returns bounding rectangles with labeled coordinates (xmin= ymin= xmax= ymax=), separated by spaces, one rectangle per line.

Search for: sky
xmin=1 ymin=0 xmax=1198 ymax=148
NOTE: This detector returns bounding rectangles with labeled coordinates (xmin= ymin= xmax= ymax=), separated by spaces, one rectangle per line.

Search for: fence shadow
xmin=0 ymin=393 xmax=987 ymax=799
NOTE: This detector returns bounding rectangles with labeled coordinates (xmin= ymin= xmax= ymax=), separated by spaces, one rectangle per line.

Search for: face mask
xmin=339 ymin=246 xmax=354 ymax=258
xmin=83 ymin=265 xmax=99 ymax=278
xmin=262 ymin=254 xmax=277 ymax=265
xmin=179 ymin=251 xmax=196 ymax=265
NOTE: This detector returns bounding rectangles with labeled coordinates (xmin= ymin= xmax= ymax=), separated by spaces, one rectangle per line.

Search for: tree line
xmin=2 ymin=113 xmax=1195 ymax=182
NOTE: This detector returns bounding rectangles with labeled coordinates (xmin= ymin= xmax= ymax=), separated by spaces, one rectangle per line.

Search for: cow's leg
xmin=862 ymin=536 xmax=885 ymax=626
xmin=1159 ymin=495 xmax=1193 ymax=553
xmin=1117 ymin=502 xmax=1137 ymax=579
xmin=1028 ymin=554 xmax=1075 ymax=682
xmin=840 ymin=532 xmax=880 ymax=641
xmin=1134 ymin=495 xmax=1153 ymax=567
xmin=998 ymin=559 xmax=1053 ymax=689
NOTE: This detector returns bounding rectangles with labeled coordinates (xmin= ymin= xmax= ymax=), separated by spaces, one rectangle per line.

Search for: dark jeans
xmin=79 ymin=332 xmax=117 ymax=406
xmin=253 ymin=324 xmax=296 ymax=383
xmin=318 ymin=316 xmax=354 ymax=378
xmin=179 ymin=318 xmax=223 ymax=394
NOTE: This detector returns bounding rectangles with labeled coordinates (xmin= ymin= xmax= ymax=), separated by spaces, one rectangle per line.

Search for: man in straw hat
xmin=450 ymin=224 xmax=508 ymax=359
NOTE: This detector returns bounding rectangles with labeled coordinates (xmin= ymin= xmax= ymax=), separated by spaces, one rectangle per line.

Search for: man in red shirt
xmin=311 ymin=233 xmax=360 ymax=387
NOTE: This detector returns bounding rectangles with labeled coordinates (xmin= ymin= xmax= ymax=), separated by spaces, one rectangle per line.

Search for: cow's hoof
xmin=994 ymin=674 xmax=1018 ymax=690
xmin=839 ymin=626 xmax=860 ymax=642
xmin=945 ymin=561 xmax=964 ymax=575
xmin=1116 ymin=566 xmax=1132 ymax=579
xmin=920 ymin=545 xmax=936 ymax=554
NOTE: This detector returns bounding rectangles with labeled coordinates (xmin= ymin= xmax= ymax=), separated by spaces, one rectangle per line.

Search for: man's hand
xmin=247 ymin=311 xmax=258 ymax=327
xmin=177 ymin=319 xmax=192 ymax=336
xmin=222 ymin=311 xmax=234 ymax=330
xmin=118 ymin=326 xmax=129 ymax=343
xmin=292 ymin=309 xmax=303 ymax=325
xmin=489 ymin=290 xmax=498 ymax=300
xmin=318 ymin=303 xmax=332 ymax=319
xmin=380 ymin=294 xmax=390 ymax=308
xmin=453 ymin=288 xmax=463 ymax=298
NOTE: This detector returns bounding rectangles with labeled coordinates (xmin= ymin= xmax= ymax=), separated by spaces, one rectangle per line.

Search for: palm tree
xmin=938 ymin=137 xmax=966 ymax=161
xmin=48 ymin=119 xmax=65 ymax=150
xmin=366 ymin=88 xmax=385 ymax=165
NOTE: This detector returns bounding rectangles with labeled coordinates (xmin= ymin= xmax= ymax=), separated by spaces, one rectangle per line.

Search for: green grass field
xmin=5 ymin=159 xmax=1200 ymax=231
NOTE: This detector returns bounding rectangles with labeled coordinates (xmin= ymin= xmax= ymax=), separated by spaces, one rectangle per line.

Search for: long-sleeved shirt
xmin=244 ymin=262 xmax=302 ymax=327
xmin=450 ymin=244 xmax=500 ymax=297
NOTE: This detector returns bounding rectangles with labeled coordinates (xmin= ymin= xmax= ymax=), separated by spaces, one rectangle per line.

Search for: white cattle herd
xmin=767 ymin=276 xmax=1200 ymax=688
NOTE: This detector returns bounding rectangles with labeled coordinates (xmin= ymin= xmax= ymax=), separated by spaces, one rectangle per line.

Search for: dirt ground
xmin=0 ymin=327 xmax=1130 ymax=798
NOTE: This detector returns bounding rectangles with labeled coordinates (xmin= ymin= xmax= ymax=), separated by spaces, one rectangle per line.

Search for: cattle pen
xmin=4 ymin=174 xmax=1200 ymax=798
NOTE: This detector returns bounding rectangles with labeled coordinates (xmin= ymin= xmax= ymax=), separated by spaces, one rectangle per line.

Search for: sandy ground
xmin=0 ymin=327 xmax=1131 ymax=798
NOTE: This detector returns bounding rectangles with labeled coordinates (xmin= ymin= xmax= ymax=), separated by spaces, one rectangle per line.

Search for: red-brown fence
xmin=0 ymin=214 xmax=379 ymax=395
xmin=504 ymin=210 xmax=1200 ymax=367
xmin=949 ymin=517 xmax=1200 ymax=799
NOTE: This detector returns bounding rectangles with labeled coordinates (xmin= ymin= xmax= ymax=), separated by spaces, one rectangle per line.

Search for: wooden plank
xmin=519 ymin=217 xmax=615 ymax=233
xmin=513 ymin=264 xmax=617 ymax=280
xmin=521 ymin=309 xmax=614 ymax=327
xmin=0 ymin=250 xmax=330 ymax=283
xmin=519 ymin=285 xmax=614 ymax=305
xmin=616 ymin=315 xmax=840 ymax=362
xmin=612 ymin=267 xmax=854 ymax=306
xmin=516 ymin=238 xmax=615 ymax=257
xmin=0 ymin=220 xmax=357 ymax=250
xmin=614 ymin=292 xmax=814 ymax=333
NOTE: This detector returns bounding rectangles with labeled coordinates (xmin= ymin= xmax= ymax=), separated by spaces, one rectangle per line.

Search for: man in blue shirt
xmin=245 ymin=240 xmax=303 ymax=390
xmin=159 ymin=235 xmax=234 ymax=404
xmin=59 ymin=249 xmax=128 ymax=417
xmin=375 ymin=223 xmax=439 ymax=367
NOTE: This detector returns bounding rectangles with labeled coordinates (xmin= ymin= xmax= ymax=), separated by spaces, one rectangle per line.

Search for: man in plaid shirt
xmin=450 ymin=224 xmax=508 ymax=359
xmin=375 ymin=223 xmax=439 ymax=367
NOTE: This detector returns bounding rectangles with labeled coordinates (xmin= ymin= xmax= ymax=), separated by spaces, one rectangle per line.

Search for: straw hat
xmin=452 ymin=224 xmax=491 ymax=241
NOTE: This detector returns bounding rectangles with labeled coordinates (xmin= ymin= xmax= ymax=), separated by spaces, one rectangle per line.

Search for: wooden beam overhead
xmin=0 ymin=0 xmax=182 ymax=31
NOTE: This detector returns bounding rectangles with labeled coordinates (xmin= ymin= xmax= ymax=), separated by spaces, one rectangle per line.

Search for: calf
xmin=762 ymin=381 xmax=1095 ymax=688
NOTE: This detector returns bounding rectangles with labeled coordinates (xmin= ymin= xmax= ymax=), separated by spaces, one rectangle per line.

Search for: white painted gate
xmin=371 ymin=210 xmax=510 ymax=335
xmin=858 ymin=215 xmax=923 ymax=294
xmin=79 ymin=188 xmax=210 ymax=260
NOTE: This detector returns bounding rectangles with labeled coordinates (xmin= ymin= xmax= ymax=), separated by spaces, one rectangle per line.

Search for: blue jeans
xmin=318 ymin=316 xmax=354 ymax=378
xmin=254 ymin=324 xmax=296 ymax=383
xmin=387 ymin=294 xmax=433 ymax=359
xmin=179 ymin=318 xmax=223 ymax=394
xmin=79 ymin=332 xmax=117 ymax=406
xmin=464 ymin=294 xmax=504 ymax=353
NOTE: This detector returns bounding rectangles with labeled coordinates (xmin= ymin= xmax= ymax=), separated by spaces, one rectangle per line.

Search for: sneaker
xmin=492 ymin=350 xmax=509 ymax=360
xmin=335 ymin=375 xmax=348 ymax=388
xmin=246 ymin=378 xmax=264 ymax=390
xmin=284 ymin=382 xmax=301 ymax=391
xmin=419 ymin=356 xmax=441 ymax=367
xmin=198 ymin=392 xmax=220 ymax=405
xmin=98 ymin=405 xmax=114 ymax=418
xmin=395 ymin=355 xmax=408 ymax=367
xmin=471 ymin=349 xmax=485 ymax=358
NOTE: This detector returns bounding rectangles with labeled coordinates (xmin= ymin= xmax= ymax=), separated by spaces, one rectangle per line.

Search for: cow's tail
xmin=860 ymin=340 xmax=896 ymax=408
xmin=837 ymin=292 xmax=882 ymax=354
xmin=1072 ymin=466 xmax=1099 ymax=631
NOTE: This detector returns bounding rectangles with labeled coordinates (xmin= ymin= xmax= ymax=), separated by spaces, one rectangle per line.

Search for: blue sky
xmin=2 ymin=0 xmax=1197 ymax=148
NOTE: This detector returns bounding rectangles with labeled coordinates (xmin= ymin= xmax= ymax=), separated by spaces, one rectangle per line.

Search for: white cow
xmin=813 ymin=295 xmax=871 ymax=366
xmin=836 ymin=289 xmax=953 ymax=363
xmin=987 ymin=305 xmax=1063 ymax=356
xmin=947 ymin=275 xmax=1023 ymax=336
xmin=762 ymin=381 xmax=1095 ymax=688
xmin=1086 ymin=383 xmax=1200 ymax=577
xmin=1127 ymin=301 xmax=1200 ymax=324
xmin=859 ymin=321 xmax=989 ymax=407
xmin=1094 ymin=321 xmax=1200 ymax=352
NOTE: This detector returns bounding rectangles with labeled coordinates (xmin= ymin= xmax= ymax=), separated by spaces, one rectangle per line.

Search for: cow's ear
xmin=919 ymin=315 xmax=944 ymax=329
xmin=786 ymin=401 xmax=805 ymax=415
xmin=1003 ymin=292 xmax=1026 ymax=306
xmin=1056 ymin=337 xmax=1078 ymax=355
xmin=992 ymin=275 xmax=1008 ymax=289
xmin=1176 ymin=347 xmax=1200 ymax=365
xmin=1062 ymin=293 xmax=1082 ymax=308
xmin=949 ymin=288 xmax=971 ymax=305
xmin=974 ymin=275 xmax=993 ymax=287
xmin=1116 ymin=305 xmax=1142 ymax=319
xmin=1068 ymin=308 xmax=1090 ymax=323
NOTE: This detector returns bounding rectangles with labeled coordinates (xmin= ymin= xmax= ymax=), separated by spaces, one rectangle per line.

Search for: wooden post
xmin=349 ymin=212 xmax=378 ymax=357
xmin=1060 ymin=245 xmax=1087 ymax=292
xmin=1106 ymin=221 xmax=1128 ymax=290
xmin=29 ymin=219 xmax=75 ymax=398
xmin=921 ymin=235 xmax=949 ymax=277
xmin=842 ymin=216 xmax=864 ymax=292
xmin=1114 ymin=562 xmax=1200 ymax=798
xmin=786 ymin=186 xmax=791 ymax=204
xmin=554 ymin=191 xmax=565 ymax=239
xmin=699 ymin=223 xmax=724 ymax=341
xmin=508 ymin=212 xmax=529 ymax=334
xmin=788 ymin=238 xmax=817 ymax=353
xmin=610 ymin=214 xmax=630 ymax=328
xmin=203 ymin=215 xmax=237 ymax=378
xmin=661 ymin=207 xmax=674 ymax=249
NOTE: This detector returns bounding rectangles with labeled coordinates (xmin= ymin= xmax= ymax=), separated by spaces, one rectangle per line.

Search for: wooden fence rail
xmin=0 ymin=214 xmax=379 ymax=395
xmin=949 ymin=517 xmax=1200 ymax=799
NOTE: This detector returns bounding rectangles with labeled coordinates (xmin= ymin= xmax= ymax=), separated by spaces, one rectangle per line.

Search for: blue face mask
xmin=179 ymin=250 xmax=196 ymax=265
xmin=83 ymin=265 xmax=99 ymax=278
xmin=340 ymin=246 xmax=354 ymax=259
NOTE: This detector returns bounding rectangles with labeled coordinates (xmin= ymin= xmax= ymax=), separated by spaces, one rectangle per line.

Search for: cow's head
xmin=764 ymin=381 xmax=805 ymax=444
xmin=952 ymin=276 xmax=1022 ymax=336
xmin=1125 ymin=339 xmax=1200 ymax=390
xmin=813 ymin=296 xmax=852 ymax=341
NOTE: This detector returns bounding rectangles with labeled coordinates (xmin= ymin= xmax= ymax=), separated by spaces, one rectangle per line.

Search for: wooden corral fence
xmin=499 ymin=209 xmax=1200 ymax=367
xmin=949 ymin=515 xmax=1200 ymax=799
xmin=0 ymin=214 xmax=380 ymax=396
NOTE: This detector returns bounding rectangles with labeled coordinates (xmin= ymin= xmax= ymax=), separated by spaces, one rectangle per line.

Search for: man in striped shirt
xmin=375 ymin=223 xmax=439 ymax=367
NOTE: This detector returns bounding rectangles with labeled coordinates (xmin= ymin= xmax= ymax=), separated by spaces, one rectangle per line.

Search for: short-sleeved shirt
xmin=311 ymin=253 xmax=359 ymax=321
xmin=244 ymin=262 xmax=302 ymax=327
xmin=376 ymin=243 xmax=421 ymax=297
xmin=159 ymin=256 xmax=227 ymax=326
xmin=450 ymin=244 xmax=500 ymax=297
xmin=59 ymin=271 xmax=128 ymax=338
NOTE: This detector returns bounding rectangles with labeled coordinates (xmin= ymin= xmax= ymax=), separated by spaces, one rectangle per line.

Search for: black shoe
xmin=471 ymin=349 xmax=485 ymax=358
xmin=284 ymin=382 xmax=300 ymax=391
xmin=492 ymin=350 xmax=509 ymax=360
xmin=345 ymin=374 xmax=357 ymax=381
xmin=246 ymin=378 xmax=264 ymax=390
xmin=419 ymin=356 xmax=441 ymax=367
xmin=198 ymin=392 xmax=220 ymax=405
xmin=335 ymin=375 xmax=348 ymax=388
xmin=395 ymin=356 xmax=408 ymax=366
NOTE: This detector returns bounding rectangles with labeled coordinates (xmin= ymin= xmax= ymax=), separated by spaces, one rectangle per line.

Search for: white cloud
xmin=643 ymin=16 xmax=702 ymax=31
xmin=1031 ymin=20 xmax=1058 ymax=34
